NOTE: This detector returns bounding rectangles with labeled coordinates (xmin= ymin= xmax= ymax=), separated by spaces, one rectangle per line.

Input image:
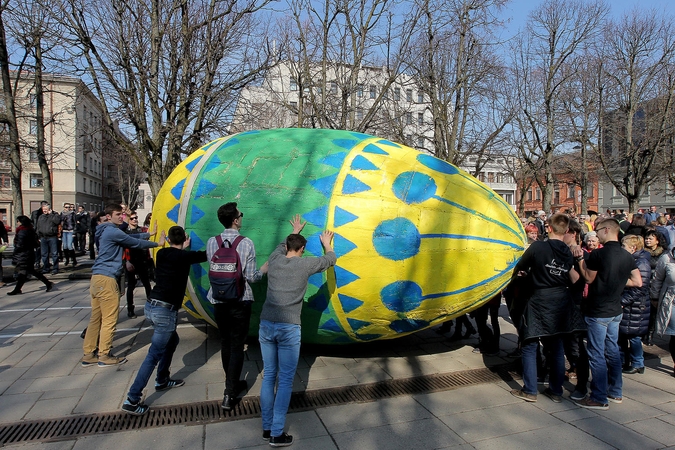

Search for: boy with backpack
xmin=122 ymin=226 xmax=207 ymax=415
xmin=207 ymin=202 xmax=267 ymax=411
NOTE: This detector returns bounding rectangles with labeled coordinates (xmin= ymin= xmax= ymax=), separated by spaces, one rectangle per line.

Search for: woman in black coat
xmin=619 ymin=234 xmax=651 ymax=374
xmin=8 ymin=216 xmax=53 ymax=295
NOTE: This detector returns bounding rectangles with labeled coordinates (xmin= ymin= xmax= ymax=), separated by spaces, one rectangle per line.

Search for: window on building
xmin=535 ymin=187 xmax=541 ymax=200
xmin=406 ymin=112 xmax=412 ymax=125
xmin=478 ymin=172 xmax=485 ymax=182
xmin=356 ymin=108 xmax=363 ymax=120
xmin=290 ymin=101 xmax=297 ymax=110
xmin=330 ymin=81 xmax=338 ymax=94
xmin=29 ymin=173 xmax=43 ymax=188
xmin=369 ymin=85 xmax=376 ymax=99
xmin=394 ymin=87 xmax=400 ymax=101
xmin=554 ymin=186 xmax=560 ymax=204
xmin=567 ymin=184 xmax=575 ymax=199
xmin=417 ymin=91 xmax=424 ymax=102
xmin=289 ymin=78 xmax=297 ymax=91
xmin=90 ymin=180 xmax=93 ymax=193
xmin=29 ymin=120 xmax=37 ymax=135
xmin=487 ymin=172 xmax=494 ymax=183
xmin=527 ymin=189 xmax=532 ymax=201
xmin=406 ymin=89 xmax=412 ymax=102
xmin=28 ymin=147 xmax=38 ymax=161
xmin=0 ymin=172 xmax=10 ymax=188
xmin=417 ymin=137 xmax=424 ymax=148
xmin=502 ymin=193 xmax=513 ymax=205
xmin=418 ymin=112 xmax=424 ymax=126
xmin=357 ymin=84 xmax=363 ymax=98
xmin=29 ymin=94 xmax=37 ymax=108
xmin=587 ymin=184 xmax=594 ymax=198
xmin=83 ymin=177 xmax=86 ymax=192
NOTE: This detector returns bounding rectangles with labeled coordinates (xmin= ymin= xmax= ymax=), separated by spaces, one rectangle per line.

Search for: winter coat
xmin=60 ymin=211 xmax=76 ymax=231
xmin=651 ymin=249 xmax=675 ymax=336
xmin=12 ymin=225 xmax=37 ymax=269
xmin=35 ymin=212 xmax=61 ymax=238
xmin=620 ymin=249 xmax=651 ymax=336
xmin=75 ymin=212 xmax=90 ymax=233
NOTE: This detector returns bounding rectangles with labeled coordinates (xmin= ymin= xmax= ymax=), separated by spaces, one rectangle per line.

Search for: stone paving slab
xmin=571 ymin=415 xmax=663 ymax=449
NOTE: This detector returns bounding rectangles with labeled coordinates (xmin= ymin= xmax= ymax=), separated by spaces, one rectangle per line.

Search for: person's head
xmin=143 ymin=213 xmax=152 ymax=227
xmin=78 ymin=205 xmax=84 ymax=212
xmin=16 ymin=215 xmax=32 ymax=228
xmin=630 ymin=214 xmax=646 ymax=227
xmin=643 ymin=228 xmax=666 ymax=251
xmin=651 ymin=205 xmax=657 ymax=213
xmin=547 ymin=213 xmax=570 ymax=237
xmin=657 ymin=216 xmax=668 ymax=226
xmin=63 ymin=202 xmax=71 ymax=210
xmin=524 ymin=223 xmax=538 ymax=241
xmin=538 ymin=210 xmax=546 ymax=220
xmin=584 ymin=231 xmax=599 ymax=250
xmin=128 ymin=211 xmax=139 ymax=227
xmin=97 ymin=211 xmax=108 ymax=224
xmin=621 ymin=234 xmax=644 ymax=254
xmin=564 ymin=219 xmax=582 ymax=246
xmin=217 ymin=202 xmax=243 ymax=229
xmin=103 ymin=203 xmax=124 ymax=225
xmin=167 ymin=226 xmax=187 ymax=246
xmin=285 ymin=233 xmax=307 ymax=254
xmin=595 ymin=218 xmax=621 ymax=244
xmin=41 ymin=203 xmax=51 ymax=214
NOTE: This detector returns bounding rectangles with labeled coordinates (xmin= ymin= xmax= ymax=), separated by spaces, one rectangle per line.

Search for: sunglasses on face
xmin=130 ymin=217 xmax=138 ymax=220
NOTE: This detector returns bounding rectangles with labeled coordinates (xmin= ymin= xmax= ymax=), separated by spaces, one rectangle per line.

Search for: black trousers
xmin=213 ymin=301 xmax=252 ymax=396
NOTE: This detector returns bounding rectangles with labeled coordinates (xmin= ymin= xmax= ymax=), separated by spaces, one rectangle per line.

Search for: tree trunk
xmin=0 ymin=12 xmax=23 ymax=217
xmin=34 ymin=42 xmax=53 ymax=204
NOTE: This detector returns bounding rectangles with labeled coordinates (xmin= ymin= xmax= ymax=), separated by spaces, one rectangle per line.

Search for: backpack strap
xmin=231 ymin=235 xmax=245 ymax=250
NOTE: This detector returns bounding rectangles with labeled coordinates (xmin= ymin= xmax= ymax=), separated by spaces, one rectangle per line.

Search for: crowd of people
xmin=502 ymin=207 xmax=674 ymax=410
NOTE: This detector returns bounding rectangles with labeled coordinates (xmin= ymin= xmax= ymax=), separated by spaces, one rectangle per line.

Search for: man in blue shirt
xmin=81 ymin=203 xmax=160 ymax=367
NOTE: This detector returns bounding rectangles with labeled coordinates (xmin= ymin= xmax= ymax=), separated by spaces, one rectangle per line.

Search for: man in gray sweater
xmin=259 ymin=215 xmax=336 ymax=447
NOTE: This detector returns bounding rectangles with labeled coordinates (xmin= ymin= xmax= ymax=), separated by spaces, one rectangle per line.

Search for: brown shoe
xmin=510 ymin=389 xmax=537 ymax=402
xmin=81 ymin=352 xmax=97 ymax=367
xmin=98 ymin=353 xmax=127 ymax=367
xmin=574 ymin=397 xmax=609 ymax=410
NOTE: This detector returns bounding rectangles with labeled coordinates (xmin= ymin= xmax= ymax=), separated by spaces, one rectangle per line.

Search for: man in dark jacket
xmin=60 ymin=203 xmax=77 ymax=267
xmin=35 ymin=203 xmax=61 ymax=275
xmin=30 ymin=200 xmax=48 ymax=269
xmin=75 ymin=205 xmax=89 ymax=254
xmin=619 ymin=234 xmax=651 ymax=374
xmin=510 ymin=213 xmax=584 ymax=404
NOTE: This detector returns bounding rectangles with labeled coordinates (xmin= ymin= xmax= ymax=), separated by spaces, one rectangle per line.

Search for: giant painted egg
xmin=152 ymin=128 xmax=525 ymax=344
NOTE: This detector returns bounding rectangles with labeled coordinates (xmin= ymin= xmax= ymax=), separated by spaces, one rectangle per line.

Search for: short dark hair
xmin=104 ymin=203 xmax=123 ymax=216
xmin=168 ymin=226 xmax=187 ymax=245
xmin=97 ymin=211 xmax=107 ymax=223
xmin=217 ymin=202 xmax=239 ymax=228
xmin=286 ymin=233 xmax=307 ymax=252
xmin=16 ymin=215 xmax=32 ymax=227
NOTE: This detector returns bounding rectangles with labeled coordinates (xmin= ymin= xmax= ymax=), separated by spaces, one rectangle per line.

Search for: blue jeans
xmin=620 ymin=335 xmax=644 ymax=369
xmin=40 ymin=236 xmax=58 ymax=270
xmin=521 ymin=336 xmax=565 ymax=396
xmin=127 ymin=303 xmax=179 ymax=403
xmin=62 ymin=231 xmax=74 ymax=250
xmin=585 ymin=314 xmax=623 ymax=404
xmin=259 ymin=320 xmax=301 ymax=437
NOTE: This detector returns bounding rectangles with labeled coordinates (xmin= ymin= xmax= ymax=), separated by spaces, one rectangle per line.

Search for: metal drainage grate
xmin=0 ymin=365 xmax=517 ymax=445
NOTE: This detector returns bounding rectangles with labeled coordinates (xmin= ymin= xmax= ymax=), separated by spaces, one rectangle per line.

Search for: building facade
xmin=0 ymin=74 xmax=135 ymax=228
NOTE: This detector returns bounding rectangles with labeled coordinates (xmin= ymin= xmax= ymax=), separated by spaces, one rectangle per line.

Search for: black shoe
xmin=221 ymin=394 xmax=232 ymax=411
xmin=122 ymin=398 xmax=149 ymax=416
xmin=80 ymin=328 xmax=87 ymax=339
xmin=269 ymin=433 xmax=293 ymax=447
xmin=7 ymin=290 xmax=21 ymax=295
xmin=623 ymin=366 xmax=645 ymax=374
xmin=127 ymin=308 xmax=137 ymax=319
xmin=45 ymin=282 xmax=54 ymax=292
xmin=262 ymin=430 xmax=271 ymax=441
xmin=155 ymin=379 xmax=185 ymax=391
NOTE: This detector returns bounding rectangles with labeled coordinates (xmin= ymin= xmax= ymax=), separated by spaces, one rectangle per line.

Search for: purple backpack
xmin=208 ymin=235 xmax=245 ymax=301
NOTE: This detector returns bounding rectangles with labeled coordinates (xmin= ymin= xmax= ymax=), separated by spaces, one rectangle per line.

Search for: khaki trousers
xmin=83 ymin=274 xmax=120 ymax=356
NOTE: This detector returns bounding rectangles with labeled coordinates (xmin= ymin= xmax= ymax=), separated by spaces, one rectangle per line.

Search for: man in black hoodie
xmin=35 ymin=203 xmax=61 ymax=275
xmin=510 ymin=213 xmax=584 ymax=404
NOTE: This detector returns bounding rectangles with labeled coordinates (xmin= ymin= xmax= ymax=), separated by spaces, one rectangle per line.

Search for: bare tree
xmin=596 ymin=9 xmax=675 ymax=213
xmin=61 ymin=0 xmax=276 ymax=197
xmin=509 ymin=0 xmax=608 ymax=212
xmin=409 ymin=0 xmax=510 ymax=166
xmin=0 ymin=2 xmax=23 ymax=216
